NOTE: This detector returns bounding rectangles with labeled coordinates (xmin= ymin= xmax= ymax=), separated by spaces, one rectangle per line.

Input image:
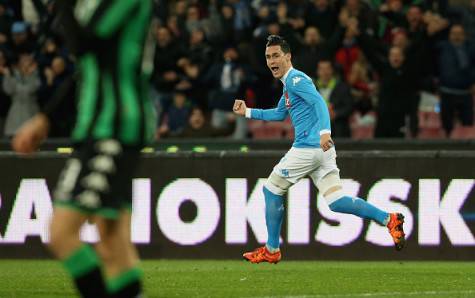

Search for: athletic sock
xmin=329 ymin=195 xmax=389 ymax=225
xmin=62 ymin=244 xmax=107 ymax=298
xmin=107 ymin=267 xmax=143 ymax=298
xmin=263 ymin=186 xmax=285 ymax=251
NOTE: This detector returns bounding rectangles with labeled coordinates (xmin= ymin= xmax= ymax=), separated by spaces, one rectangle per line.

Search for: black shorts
xmin=53 ymin=139 xmax=141 ymax=219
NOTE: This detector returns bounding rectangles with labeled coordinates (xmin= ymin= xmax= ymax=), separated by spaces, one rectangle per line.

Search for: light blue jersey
xmin=247 ymin=68 xmax=331 ymax=148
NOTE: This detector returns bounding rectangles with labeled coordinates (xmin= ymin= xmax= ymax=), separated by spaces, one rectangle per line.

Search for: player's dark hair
xmin=266 ymin=35 xmax=291 ymax=53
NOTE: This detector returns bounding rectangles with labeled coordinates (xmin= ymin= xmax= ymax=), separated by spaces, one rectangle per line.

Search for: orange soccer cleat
xmin=387 ymin=213 xmax=406 ymax=251
xmin=243 ymin=246 xmax=282 ymax=264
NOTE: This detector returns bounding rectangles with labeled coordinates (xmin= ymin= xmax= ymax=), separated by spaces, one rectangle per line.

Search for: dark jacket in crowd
xmin=437 ymin=41 xmax=475 ymax=91
xmin=357 ymin=32 xmax=424 ymax=138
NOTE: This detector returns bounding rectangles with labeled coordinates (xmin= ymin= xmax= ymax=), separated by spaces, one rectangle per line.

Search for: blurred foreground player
xmin=12 ymin=1 xmax=156 ymax=297
xmin=233 ymin=35 xmax=405 ymax=264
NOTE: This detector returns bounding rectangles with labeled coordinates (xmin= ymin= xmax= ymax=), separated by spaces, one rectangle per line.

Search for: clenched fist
xmin=233 ymin=99 xmax=247 ymax=116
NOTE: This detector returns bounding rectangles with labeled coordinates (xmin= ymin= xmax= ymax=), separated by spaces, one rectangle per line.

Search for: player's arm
xmin=233 ymin=96 xmax=288 ymax=121
xmin=12 ymin=74 xmax=77 ymax=154
xmin=291 ymin=77 xmax=333 ymax=150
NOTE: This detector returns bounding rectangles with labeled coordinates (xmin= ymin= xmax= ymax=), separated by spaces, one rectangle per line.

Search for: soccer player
xmin=12 ymin=1 xmax=156 ymax=297
xmin=233 ymin=35 xmax=405 ymax=264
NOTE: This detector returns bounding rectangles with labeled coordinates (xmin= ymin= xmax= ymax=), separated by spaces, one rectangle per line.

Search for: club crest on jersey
xmin=284 ymin=91 xmax=291 ymax=108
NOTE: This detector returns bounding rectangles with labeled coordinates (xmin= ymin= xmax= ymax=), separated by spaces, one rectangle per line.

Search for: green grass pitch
xmin=0 ymin=260 xmax=474 ymax=297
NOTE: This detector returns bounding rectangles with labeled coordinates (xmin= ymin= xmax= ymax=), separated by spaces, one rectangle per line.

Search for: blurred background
xmin=0 ymin=0 xmax=474 ymax=143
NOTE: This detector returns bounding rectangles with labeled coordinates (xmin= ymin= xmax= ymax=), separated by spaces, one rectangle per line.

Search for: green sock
xmin=62 ymin=244 xmax=106 ymax=298
xmin=107 ymin=267 xmax=143 ymax=298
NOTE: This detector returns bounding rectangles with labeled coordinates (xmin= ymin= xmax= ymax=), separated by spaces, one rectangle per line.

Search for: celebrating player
xmin=233 ymin=35 xmax=405 ymax=264
xmin=12 ymin=1 xmax=156 ymax=297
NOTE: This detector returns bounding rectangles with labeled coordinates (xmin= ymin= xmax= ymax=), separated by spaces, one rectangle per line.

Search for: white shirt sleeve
xmin=245 ymin=108 xmax=252 ymax=118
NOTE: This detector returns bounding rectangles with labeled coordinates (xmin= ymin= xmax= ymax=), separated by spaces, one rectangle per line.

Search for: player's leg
xmin=49 ymin=150 xmax=109 ymax=298
xmin=48 ymin=208 xmax=107 ymax=298
xmin=263 ymin=173 xmax=290 ymax=251
xmin=95 ymin=211 xmax=142 ymax=298
xmin=311 ymin=147 xmax=405 ymax=250
xmin=318 ymin=173 xmax=390 ymax=224
xmin=243 ymin=148 xmax=317 ymax=263
xmin=92 ymin=143 xmax=143 ymax=297
xmin=242 ymin=173 xmax=288 ymax=264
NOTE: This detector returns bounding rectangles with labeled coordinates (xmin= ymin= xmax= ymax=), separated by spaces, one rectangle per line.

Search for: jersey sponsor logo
xmin=284 ymin=91 xmax=291 ymax=108
xmin=292 ymin=76 xmax=302 ymax=86
xmin=281 ymin=169 xmax=289 ymax=177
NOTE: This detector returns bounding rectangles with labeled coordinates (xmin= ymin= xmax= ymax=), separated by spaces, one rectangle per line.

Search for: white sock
xmin=265 ymin=244 xmax=280 ymax=253
xmin=383 ymin=214 xmax=391 ymax=226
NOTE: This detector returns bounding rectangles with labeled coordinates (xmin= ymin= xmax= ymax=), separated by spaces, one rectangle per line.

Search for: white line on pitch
xmin=257 ymin=290 xmax=475 ymax=298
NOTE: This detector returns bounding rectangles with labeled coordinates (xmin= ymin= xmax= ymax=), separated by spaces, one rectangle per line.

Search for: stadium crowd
xmin=0 ymin=0 xmax=474 ymax=140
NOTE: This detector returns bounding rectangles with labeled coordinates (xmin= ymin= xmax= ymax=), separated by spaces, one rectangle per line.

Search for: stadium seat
xmin=450 ymin=125 xmax=475 ymax=139
xmin=247 ymin=119 xmax=264 ymax=131
xmin=417 ymin=111 xmax=445 ymax=139
xmin=283 ymin=118 xmax=294 ymax=139
xmin=350 ymin=112 xmax=375 ymax=139
xmin=248 ymin=119 xmax=286 ymax=139
xmin=418 ymin=111 xmax=441 ymax=129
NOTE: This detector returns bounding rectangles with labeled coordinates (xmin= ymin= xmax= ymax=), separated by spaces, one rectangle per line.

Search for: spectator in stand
xmin=37 ymin=55 xmax=74 ymax=137
xmin=405 ymin=5 xmax=426 ymax=40
xmin=151 ymin=26 xmax=186 ymax=115
xmin=341 ymin=0 xmax=379 ymax=36
xmin=176 ymin=28 xmax=214 ymax=106
xmin=354 ymin=20 xmax=426 ymax=138
xmin=293 ymin=25 xmax=344 ymax=77
xmin=215 ymin=4 xmax=238 ymax=46
xmin=335 ymin=18 xmax=362 ymax=81
xmin=204 ymin=45 xmax=252 ymax=139
xmin=175 ymin=106 xmax=235 ymax=138
xmin=158 ymin=92 xmax=191 ymax=138
xmin=229 ymin=0 xmax=253 ymax=41
xmin=379 ymin=0 xmax=406 ymax=38
xmin=43 ymin=56 xmax=69 ymax=91
xmin=173 ymin=0 xmax=189 ymax=25
xmin=347 ymin=54 xmax=376 ymax=116
xmin=448 ymin=0 xmax=475 ymax=42
xmin=276 ymin=1 xmax=306 ymax=34
xmin=185 ymin=5 xmax=204 ymax=34
xmin=392 ymin=28 xmax=423 ymax=137
xmin=36 ymin=37 xmax=67 ymax=70
xmin=405 ymin=7 xmax=438 ymax=90
xmin=305 ymin=0 xmax=339 ymax=40
xmin=436 ymin=24 xmax=475 ymax=136
xmin=2 ymin=53 xmax=40 ymax=136
xmin=166 ymin=14 xmax=188 ymax=46
xmin=315 ymin=59 xmax=353 ymax=137
xmin=9 ymin=21 xmax=34 ymax=54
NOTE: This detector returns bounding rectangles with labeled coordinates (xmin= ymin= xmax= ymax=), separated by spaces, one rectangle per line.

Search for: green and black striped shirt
xmin=54 ymin=0 xmax=156 ymax=146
